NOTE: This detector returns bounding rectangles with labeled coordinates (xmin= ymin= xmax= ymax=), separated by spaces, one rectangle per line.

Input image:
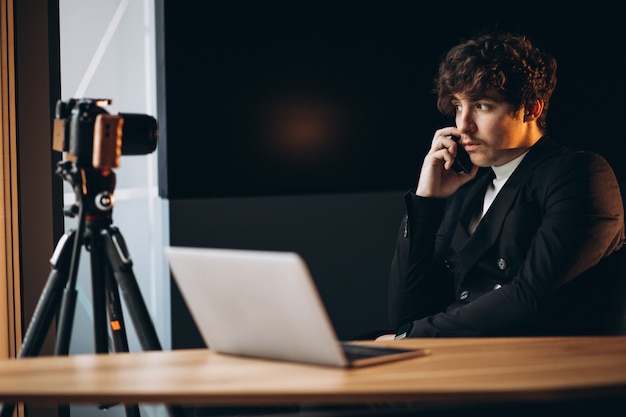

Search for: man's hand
xmin=416 ymin=128 xmax=478 ymax=198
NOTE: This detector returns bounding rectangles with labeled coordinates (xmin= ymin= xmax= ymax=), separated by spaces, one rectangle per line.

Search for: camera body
xmin=53 ymin=98 xmax=158 ymax=169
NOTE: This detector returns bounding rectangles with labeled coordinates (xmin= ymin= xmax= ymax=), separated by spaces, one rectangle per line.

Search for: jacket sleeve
xmin=387 ymin=192 xmax=450 ymax=328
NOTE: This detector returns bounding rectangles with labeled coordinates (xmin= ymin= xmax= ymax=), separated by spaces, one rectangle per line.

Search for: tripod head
xmin=56 ymin=160 xmax=117 ymax=223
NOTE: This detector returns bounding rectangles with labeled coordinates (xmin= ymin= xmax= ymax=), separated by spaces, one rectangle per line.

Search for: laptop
xmin=165 ymin=246 xmax=429 ymax=368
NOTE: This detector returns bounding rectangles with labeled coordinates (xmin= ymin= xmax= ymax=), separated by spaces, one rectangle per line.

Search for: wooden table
xmin=0 ymin=336 xmax=625 ymax=409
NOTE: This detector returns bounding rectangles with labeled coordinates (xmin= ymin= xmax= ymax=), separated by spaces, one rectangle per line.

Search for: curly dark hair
xmin=435 ymin=32 xmax=557 ymax=132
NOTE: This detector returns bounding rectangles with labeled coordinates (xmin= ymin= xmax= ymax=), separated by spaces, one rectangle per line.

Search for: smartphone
xmin=451 ymin=135 xmax=473 ymax=173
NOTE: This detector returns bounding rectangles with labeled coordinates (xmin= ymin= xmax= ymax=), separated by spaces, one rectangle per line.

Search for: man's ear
xmin=524 ymin=100 xmax=544 ymax=122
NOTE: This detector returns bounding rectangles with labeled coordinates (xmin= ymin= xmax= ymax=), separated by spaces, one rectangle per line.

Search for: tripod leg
xmin=0 ymin=231 xmax=77 ymax=417
xmin=100 ymin=226 xmax=162 ymax=350
xmin=23 ymin=231 xmax=78 ymax=357
xmin=101 ymin=258 xmax=141 ymax=417
xmin=101 ymin=226 xmax=187 ymax=417
xmin=55 ymin=210 xmax=87 ymax=356
xmin=85 ymin=234 xmax=140 ymax=417
xmin=104 ymin=261 xmax=131 ymax=353
xmin=90 ymin=236 xmax=115 ymax=354
xmin=107 ymin=276 xmax=141 ymax=417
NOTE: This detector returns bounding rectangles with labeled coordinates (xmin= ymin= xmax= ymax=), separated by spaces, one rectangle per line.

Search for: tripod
xmin=0 ymin=161 xmax=185 ymax=417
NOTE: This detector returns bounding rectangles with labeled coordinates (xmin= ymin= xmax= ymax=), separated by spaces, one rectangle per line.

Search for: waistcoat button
xmin=497 ymin=258 xmax=507 ymax=270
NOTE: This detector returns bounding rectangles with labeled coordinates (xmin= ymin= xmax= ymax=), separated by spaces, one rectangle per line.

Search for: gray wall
xmin=169 ymin=190 xmax=406 ymax=347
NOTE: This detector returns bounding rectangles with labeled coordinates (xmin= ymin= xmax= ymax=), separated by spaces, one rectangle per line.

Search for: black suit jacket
xmin=388 ymin=137 xmax=626 ymax=336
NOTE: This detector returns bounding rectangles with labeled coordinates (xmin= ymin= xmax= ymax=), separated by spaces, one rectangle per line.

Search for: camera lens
xmin=119 ymin=113 xmax=158 ymax=155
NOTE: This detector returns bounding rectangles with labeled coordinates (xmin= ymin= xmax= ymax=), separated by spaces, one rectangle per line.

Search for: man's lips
xmin=461 ymin=141 xmax=480 ymax=152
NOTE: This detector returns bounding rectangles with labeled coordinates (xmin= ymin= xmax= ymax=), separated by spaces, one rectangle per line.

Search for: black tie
xmin=468 ymin=168 xmax=495 ymax=234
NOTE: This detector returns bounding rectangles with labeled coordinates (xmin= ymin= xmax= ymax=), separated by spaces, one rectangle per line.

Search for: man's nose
xmin=456 ymin=110 xmax=476 ymax=133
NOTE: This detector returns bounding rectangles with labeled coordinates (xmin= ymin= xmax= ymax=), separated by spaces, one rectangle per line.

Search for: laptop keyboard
xmin=341 ymin=342 xmax=408 ymax=361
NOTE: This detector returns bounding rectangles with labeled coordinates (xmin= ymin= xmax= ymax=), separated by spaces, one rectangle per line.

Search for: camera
xmin=52 ymin=98 xmax=158 ymax=169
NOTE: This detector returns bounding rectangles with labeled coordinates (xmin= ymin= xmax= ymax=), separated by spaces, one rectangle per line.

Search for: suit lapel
xmin=450 ymin=170 xmax=494 ymax=249
xmin=452 ymin=137 xmax=562 ymax=279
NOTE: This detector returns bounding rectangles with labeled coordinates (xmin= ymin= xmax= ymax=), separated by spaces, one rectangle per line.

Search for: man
xmin=384 ymin=32 xmax=625 ymax=338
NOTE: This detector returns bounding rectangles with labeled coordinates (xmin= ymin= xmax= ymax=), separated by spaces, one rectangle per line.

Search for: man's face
xmin=451 ymin=89 xmax=536 ymax=167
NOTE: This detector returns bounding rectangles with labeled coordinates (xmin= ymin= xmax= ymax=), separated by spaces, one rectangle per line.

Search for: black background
xmin=157 ymin=1 xmax=626 ymax=199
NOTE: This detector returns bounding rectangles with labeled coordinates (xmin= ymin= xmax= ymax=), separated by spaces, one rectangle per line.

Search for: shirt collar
xmin=491 ymin=151 xmax=529 ymax=182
